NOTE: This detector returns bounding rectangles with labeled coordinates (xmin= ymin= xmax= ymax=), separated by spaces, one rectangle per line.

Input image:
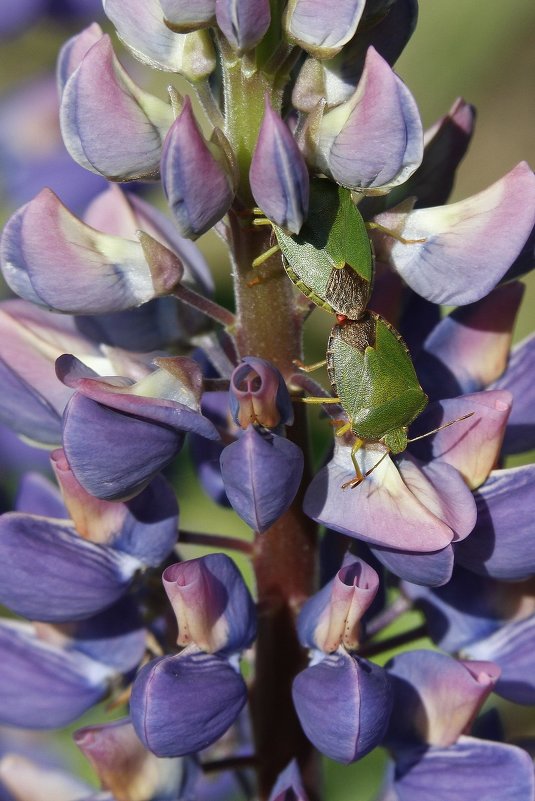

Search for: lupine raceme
xmin=0 ymin=2 xmax=534 ymax=801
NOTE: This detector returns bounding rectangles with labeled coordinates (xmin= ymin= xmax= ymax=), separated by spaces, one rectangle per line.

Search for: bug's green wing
xmin=274 ymin=178 xmax=373 ymax=316
xmin=327 ymin=313 xmax=428 ymax=447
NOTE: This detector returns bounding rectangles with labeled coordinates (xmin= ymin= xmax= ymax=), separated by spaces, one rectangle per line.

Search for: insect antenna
xmin=406 ymin=412 xmax=475 ymax=444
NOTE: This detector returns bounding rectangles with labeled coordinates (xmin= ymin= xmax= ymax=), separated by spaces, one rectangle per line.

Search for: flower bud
xmin=250 ymin=98 xmax=309 ymax=234
xmin=215 ymin=0 xmax=270 ymax=54
xmin=161 ymin=97 xmax=235 ymax=239
xmin=229 ymin=357 xmax=294 ymax=429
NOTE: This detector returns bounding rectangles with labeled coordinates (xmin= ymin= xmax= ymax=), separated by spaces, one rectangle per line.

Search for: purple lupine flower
xmin=58 ymin=354 xmax=220 ymax=500
xmin=220 ymin=358 xmax=303 ymax=531
xmin=130 ymin=554 xmax=254 ymax=757
xmin=1 ymin=2 xmax=534 ymax=800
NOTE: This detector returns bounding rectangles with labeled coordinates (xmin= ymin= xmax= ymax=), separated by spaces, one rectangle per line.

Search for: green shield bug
xmin=301 ymin=312 xmax=472 ymax=488
xmin=253 ymin=178 xmax=374 ymax=319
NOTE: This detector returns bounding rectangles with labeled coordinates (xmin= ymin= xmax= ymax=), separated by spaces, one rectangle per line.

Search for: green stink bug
xmin=302 ymin=310 xmax=428 ymax=487
xmin=301 ymin=311 xmax=472 ymax=488
xmin=253 ymin=178 xmax=374 ymax=319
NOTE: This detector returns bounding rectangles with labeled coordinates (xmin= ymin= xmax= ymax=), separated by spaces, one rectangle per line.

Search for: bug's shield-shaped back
xmin=274 ymin=178 xmax=374 ymax=317
xmin=327 ymin=312 xmax=428 ymax=451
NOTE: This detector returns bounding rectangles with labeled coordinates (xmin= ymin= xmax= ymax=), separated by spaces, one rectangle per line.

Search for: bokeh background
xmin=0 ymin=1 xmax=534 ymax=798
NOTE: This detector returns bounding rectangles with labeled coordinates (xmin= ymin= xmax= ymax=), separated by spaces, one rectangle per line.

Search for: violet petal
xmin=292 ymin=650 xmax=392 ymax=763
xmin=373 ymin=162 xmax=535 ymax=305
xmin=0 ymin=620 xmax=110 ymax=729
xmin=216 ymin=0 xmax=270 ymax=53
xmin=130 ymin=649 xmax=247 ymax=757
xmin=220 ymin=426 xmax=304 ymax=533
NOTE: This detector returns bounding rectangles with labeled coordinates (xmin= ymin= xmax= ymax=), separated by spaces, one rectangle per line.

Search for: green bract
xmin=327 ymin=311 xmax=428 ymax=454
xmin=272 ymin=178 xmax=374 ymax=318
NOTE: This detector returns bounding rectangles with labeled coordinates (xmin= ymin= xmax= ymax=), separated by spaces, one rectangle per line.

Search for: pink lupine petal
xmin=297 ymin=553 xmax=379 ymax=651
xmin=304 ymin=441 xmax=454 ymax=552
xmin=74 ymin=717 xmax=194 ymax=801
xmin=417 ymin=282 xmax=524 ymax=400
xmin=394 ymin=97 xmax=476 ymax=208
xmin=60 ymin=35 xmax=174 ymax=181
xmin=57 ymin=22 xmax=103 ymax=92
xmin=1 ymin=189 xmax=183 ymax=314
xmin=284 ymin=0 xmax=366 ymax=59
xmin=250 ymin=98 xmax=309 ymax=234
xmin=103 ymin=0 xmax=216 ymax=78
xmin=373 ymin=162 xmax=535 ymax=305
xmin=161 ymin=97 xmax=234 ymax=239
xmin=163 ymin=554 xmax=256 ymax=655
xmin=410 ymin=391 xmax=512 ymax=489
xmin=216 ymin=0 xmax=270 ymax=53
xmin=0 ymin=755 xmax=93 ymax=801
xmin=397 ymin=455 xmax=477 ymax=542
xmin=316 ymin=47 xmax=423 ymax=192
xmin=386 ymin=650 xmax=500 ymax=748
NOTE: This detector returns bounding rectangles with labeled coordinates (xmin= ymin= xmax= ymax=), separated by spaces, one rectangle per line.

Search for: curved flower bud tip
xmin=390 ymin=736 xmax=535 ymax=801
xmin=385 ymin=650 xmax=500 ymax=749
xmin=216 ymin=0 xmax=271 ymax=54
xmin=163 ymin=554 xmax=256 ymax=655
xmin=104 ymin=0 xmax=216 ymax=78
xmin=0 ymin=189 xmax=183 ymax=315
xmin=387 ymin=97 xmax=477 ymax=210
xmin=74 ymin=717 xmax=197 ymax=801
xmin=417 ymin=282 xmax=524 ymax=401
xmin=130 ymin=649 xmax=247 ymax=757
xmin=0 ymin=620 xmax=111 ymax=729
xmin=0 ymin=754 xmax=93 ymax=801
xmin=297 ymin=553 xmax=379 ymax=652
xmin=463 ymin=614 xmax=535 ymax=705
xmin=229 ymin=357 xmax=294 ymax=429
xmin=220 ymin=425 xmax=304 ymax=532
xmin=161 ymin=96 xmax=235 ymax=239
xmin=250 ymin=98 xmax=309 ymax=235
xmin=161 ymin=0 xmax=216 ymax=32
xmin=292 ymin=0 xmax=418 ymax=113
xmin=60 ymin=35 xmax=174 ymax=181
xmin=292 ymin=650 xmax=392 ymax=763
xmin=284 ymin=0 xmax=366 ymax=59
xmin=57 ymin=22 xmax=103 ymax=93
xmin=410 ymin=390 xmax=512 ymax=490
xmin=311 ymin=47 xmax=423 ymax=193
xmin=373 ymin=162 xmax=535 ymax=305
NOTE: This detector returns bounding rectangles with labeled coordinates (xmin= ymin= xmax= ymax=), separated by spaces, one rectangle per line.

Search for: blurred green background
xmin=0 ymin=1 xmax=534 ymax=799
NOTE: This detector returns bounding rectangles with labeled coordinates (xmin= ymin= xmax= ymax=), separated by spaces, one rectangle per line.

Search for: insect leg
xmin=251 ymin=244 xmax=281 ymax=268
xmin=366 ymin=221 xmax=426 ymax=245
xmin=292 ymin=358 xmax=327 ymax=373
xmin=299 ymin=397 xmax=341 ymax=404
xmin=342 ymin=447 xmax=390 ymax=490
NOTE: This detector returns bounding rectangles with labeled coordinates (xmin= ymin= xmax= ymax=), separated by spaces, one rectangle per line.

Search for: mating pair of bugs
xmin=251 ymin=178 xmax=470 ymax=488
